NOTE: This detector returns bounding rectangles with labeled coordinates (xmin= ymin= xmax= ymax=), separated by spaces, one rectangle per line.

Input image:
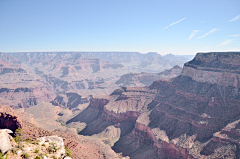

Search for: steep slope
xmin=0 ymin=104 xmax=122 ymax=159
xmin=67 ymin=52 xmax=240 ymax=158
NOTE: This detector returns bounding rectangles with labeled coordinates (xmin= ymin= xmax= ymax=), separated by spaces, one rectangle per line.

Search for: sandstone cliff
xmin=182 ymin=52 xmax=240 ymax=88
xmin=67 ymin=52 xmax=240 ymax=158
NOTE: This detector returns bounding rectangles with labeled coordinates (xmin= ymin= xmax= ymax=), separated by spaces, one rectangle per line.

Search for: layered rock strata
xmin=67 ymin=52 xmax=240 ymax=158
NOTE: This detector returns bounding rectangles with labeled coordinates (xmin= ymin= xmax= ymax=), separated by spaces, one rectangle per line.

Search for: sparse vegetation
xmin=21 ymin=152 xmax=29 ymax=159
xmin=0 ymin=153 xmax=8 ymax=159
xmin=18 ymin=143 xmax=24 ymax=150
xmin=35 ymin=149 xmax=39 ymax=153
xmin=26 ymin=138 xmax=31 ymax=142
xmin=65 ymin=146 xmax=72 ymax=158
xmin=31 ymin=140 xmax=40 ymax=145
xmin=12 ymin=148 xmax=17 ymax=154
xmin=14 ymin=128 xmax=23 ymax=144
xmin=47 ymin=142 xmax=60 ymax=153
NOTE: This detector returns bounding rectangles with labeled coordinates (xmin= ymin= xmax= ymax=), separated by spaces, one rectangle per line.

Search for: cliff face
xmin=0 ymin=105 xmax=22 ymax=132
xmin=182 ymin=52 xmax=240 ymax=88
xmin=66 ymin=52 xmax=240 ymax=158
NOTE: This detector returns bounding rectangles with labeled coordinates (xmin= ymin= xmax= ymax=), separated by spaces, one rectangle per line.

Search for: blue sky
xmin=0 ymin=0 xmax=239 ymax=55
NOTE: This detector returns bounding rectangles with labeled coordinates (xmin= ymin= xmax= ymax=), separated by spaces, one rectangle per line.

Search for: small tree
xmin=14 ymin=128 xmax=23 ymax=143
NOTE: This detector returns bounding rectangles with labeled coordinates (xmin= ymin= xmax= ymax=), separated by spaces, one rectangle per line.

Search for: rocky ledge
xmin=182 ymin=52 xmax=240 ymax=88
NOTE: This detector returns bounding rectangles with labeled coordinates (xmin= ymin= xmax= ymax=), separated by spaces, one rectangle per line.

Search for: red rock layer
xmin=0 ymin=105 xmax=22 ymax=132
xmin=1 ymin=104 xmax=118 ymax=159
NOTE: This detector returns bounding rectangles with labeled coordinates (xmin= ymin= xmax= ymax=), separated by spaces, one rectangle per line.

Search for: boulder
xmin=37 ymin=135 xmax=65 ymax=158
xmin=0 ymin=129 xmax=13 ymax=154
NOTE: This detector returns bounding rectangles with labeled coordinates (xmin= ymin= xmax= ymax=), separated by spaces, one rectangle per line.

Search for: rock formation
xmin=116 ymin=65 xmax=182 ymax=87
xmin=51 ymin=92 xmax=91 ymax=109
xmin=0 ymin=129 xmax=13 ymax=154
xmin=66 ymin=52 xmax=240 ymax=158
xmin=2 ymin=51 xmax=240 ymax=158
xmin=0 ymin=104 xmax=120 ymax=158
xmin=0 ymin=105 xmax=22 ymax=132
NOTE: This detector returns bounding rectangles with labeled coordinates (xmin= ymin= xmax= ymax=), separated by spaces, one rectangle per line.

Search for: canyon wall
xmin=182 ymin=52 xmax=240 ymax=88
xmin=67 ymin=52 xmax=240 ymax=158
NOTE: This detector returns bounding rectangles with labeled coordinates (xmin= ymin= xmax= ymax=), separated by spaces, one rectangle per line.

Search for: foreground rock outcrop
xmin=0 ymin=105 xmax=22 ymax=132
xmin=0 ymin=104 xmax=121 ymax=159
xmin=0 ymin=129 xmax=13 ymax=154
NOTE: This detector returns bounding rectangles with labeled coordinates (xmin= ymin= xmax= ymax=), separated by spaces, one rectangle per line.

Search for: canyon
xmin=1 ymin=51 xmax=240 ymax=158
xmin=66 ymin=52 xmax=240 ymax=158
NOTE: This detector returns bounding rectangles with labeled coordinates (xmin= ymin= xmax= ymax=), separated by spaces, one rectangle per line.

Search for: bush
xmin=14 ymin=128 xmax=23 ymax=143
xmin=15 ymin=128 xmax=23 ymax=136
xmin=65 ymin=146 xmax=72 ymax=158
xmin=47 ymin=142 xmax=59 ymax=153
xmin=0 ymin=153 xmax=8 ymax=159
xmin=34 ymin=156 xmax=42 ymax=159
xmin=26 ymin=138 xmax=31 ymax=142
xmin=35 ymin=149 xmax=39 ymax=153
xmin=12 ymin=148 xmax=17 ymax=154
xmin=21 ymin=153 xmax=29 ymax=159
xmin=31 ymin=140 xmax=40 ymax=145
xmin=14 ymin=136 xmax=23 ymax=143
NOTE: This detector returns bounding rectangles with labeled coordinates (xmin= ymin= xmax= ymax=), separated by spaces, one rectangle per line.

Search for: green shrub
xmin=26 ymin=138 xmax=31 ymax=142
xmin=21 ymin=152 xmax=29 ymax=159
xmin=14 ymin=136 xmax=23 ymax=143
xmin=0 ymin=153 xmax=8 ymax=159
xmin=14 ymin=128 xmax=23 ymax=143
xmin=35 ymin=149 xmax=39 ymax=153
xmin=42 ymin=143 xmax=45 ymax=146
xmin=31 ymin=140 xmax=40 ymax=145
xmin=47 ymin=142 xmax=60 ymax=153
xmin=15 ymin=128 xmax=23 ymax=136
xmin=34 ymin=156 xmax=42 ymax=159
xmin=12 ymin=148 xmax=17 ymax=154
xmin=65 ymin=146 xmax=72 ymax=158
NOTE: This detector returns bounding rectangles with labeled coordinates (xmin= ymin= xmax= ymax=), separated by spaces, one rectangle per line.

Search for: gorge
xmin=0 ymin=52 xmax=240 ymax=158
